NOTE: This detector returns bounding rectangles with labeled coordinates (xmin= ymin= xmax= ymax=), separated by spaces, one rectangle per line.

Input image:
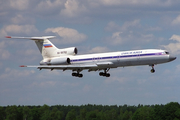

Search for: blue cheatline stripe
xmin=70 ymin=52 xmax=164 ymax=62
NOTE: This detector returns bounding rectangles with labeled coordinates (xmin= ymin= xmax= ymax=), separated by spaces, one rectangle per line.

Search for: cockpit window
xmin=165 ymin=51 xmax=169 ymax=54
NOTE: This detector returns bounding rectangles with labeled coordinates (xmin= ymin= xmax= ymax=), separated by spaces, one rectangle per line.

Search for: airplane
xmin=6 ymin=36 xmax=176 ymax=78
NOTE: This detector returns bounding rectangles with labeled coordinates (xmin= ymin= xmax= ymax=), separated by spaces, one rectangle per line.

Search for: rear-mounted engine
xmin=58 ymin=47 xmax=78 ymax=56
xmin=40 ymin=57 xmax=71 ymax=65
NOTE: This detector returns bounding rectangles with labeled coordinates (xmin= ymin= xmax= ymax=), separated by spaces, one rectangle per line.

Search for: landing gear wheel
xmin=78 ymin=74 xmax=83 ymax=78
xmin=106 ymin=73 xmax=110 ymax=77
xmin=99 ymin=72 xmax=104 ymax=76
xmin=72 ymin=73 xmax=76 ymax=76
xmin=72 ymin=72 xmax=83 ymax=78
xmin=103 ymin=73 xmax=106 ymax=76
xmin=151 ymin=69 xmax=155 ymax=73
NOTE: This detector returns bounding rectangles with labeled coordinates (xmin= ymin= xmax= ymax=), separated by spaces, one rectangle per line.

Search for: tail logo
xmin=44 ymin=44 xmax=53 ymax=48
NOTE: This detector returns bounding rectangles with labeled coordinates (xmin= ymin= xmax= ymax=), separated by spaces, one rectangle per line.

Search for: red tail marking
xmin=5 ymin=36 xmax=11 ymax=38
xmin=20 ymin=65 xmax=27 ymax=67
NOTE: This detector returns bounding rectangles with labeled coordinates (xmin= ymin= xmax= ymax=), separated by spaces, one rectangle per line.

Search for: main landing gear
xmin=150 ymin=64 xmax=155 ymax=73
xmin=72 ymin=72 xmax=83 ymax=78
xmin=99 ymin=68 xmax=110 ymax=77
xmin=72 ymin=69 xmax=83 ymax=78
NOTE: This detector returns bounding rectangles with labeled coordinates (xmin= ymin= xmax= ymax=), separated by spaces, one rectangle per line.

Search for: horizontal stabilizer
xmin=5 ymin=36 xmax=56 ymax=40
xmin=7 ymin=35 xmax=59 ymax=59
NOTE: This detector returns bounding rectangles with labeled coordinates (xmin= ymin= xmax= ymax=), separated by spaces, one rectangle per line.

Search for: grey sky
xmin=0 ymin=0 xmax=180 ymax=106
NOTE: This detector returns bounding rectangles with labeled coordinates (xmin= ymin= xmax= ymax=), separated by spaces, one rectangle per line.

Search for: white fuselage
xmin=67 ymin=49 xmax=172 ymax=70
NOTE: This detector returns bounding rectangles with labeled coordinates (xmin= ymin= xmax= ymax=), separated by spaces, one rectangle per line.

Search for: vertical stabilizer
xmin=35 ymin=38 xmax=59 ymax=59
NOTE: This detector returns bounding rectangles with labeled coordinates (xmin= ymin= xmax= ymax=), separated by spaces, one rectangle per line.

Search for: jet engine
xmin=50 ymin=57 xmax=70 ymax=65
xmin=58 ymin=47 xmax=78 ymax=56
xmin=40 ymin=57 xmax=71 ymax=65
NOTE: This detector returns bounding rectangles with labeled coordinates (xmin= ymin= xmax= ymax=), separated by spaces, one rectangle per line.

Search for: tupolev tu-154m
xmin=6 ymin=36 xmax=176 ymax=78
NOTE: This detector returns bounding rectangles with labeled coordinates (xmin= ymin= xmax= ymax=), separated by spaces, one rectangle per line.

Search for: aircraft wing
xmin=20 ymin=64 xmax=98 ymax=71
xmin=20 ymin=62 xmax=114 ymax=71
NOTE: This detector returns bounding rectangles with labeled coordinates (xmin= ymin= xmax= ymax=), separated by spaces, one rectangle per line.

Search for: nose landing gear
xmin=150 ymin=64 xmax=155 ymax=73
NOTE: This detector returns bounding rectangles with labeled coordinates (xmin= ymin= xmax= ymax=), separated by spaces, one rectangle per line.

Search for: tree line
xmin=0 ymin=102 xmax=180 ymax=120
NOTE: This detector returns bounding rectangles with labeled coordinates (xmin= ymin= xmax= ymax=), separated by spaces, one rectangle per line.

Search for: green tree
xmin=0 ymin=106 xmax=5 ymax=120
xmin=65 ymin=109 xmax=76 ymax=120
xmin=55 ymin=111 xmax=64 ymax=120
xmin=28 ymin=106 xmax=40 ymax=120
xmin=129 ymin=111 xmax=133 ymax=120
xmin=104 ymin=109 xmax=117 ymax=120
xmin=23 ymin=106 xmax=30 ymax=120
xmin=80 ymin=108 xmax=87 ymax=120
xmin=122 ymin=110 xmax=130 ymax=120
xmin=118 ymin=108 xmax=123 ymax=120
xmin=151 ymin=102 xmax=180 ymax=120
xmin=151 ymin=105 xmax=163 ymax=120
xmin=175 ymin=108 xmax=180 ymax=119
xmin=17 ymin=106 xmax=23 ymax=120
xmin=163 ymin=102 xmax=180 ymax=120
xmin=86 ymin=111 xmax=98 ymax=120
xmin=50 ymin=107 xmax=58 ymax=120
xmin=132 ymin=106 xmax=153 ymax=120
xmin=50 ymin=107 xmax=64 ymax=120
xmin=97 ymin=111 xmax=106 ymax=120
xmin=39 ymin=104 xmax=50 ymax=120
xmin=5 ymin=105 xmax=18 ymax=120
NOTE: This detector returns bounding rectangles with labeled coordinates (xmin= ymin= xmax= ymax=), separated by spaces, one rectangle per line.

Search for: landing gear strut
xmin=150 ymin=64 xmax=155 ymax=73
xmin=99 ymin=68 xmax=110 ymax=77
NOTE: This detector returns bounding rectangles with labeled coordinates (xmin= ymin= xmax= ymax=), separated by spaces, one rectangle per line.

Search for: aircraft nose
xmin=169 ymin=55 xmax=176 ymax=61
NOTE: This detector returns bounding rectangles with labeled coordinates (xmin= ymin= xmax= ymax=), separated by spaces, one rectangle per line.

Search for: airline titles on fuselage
xmin=121 ymin=51 xmax=142 ymax=55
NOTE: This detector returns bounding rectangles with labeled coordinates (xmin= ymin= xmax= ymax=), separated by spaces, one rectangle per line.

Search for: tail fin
xmin=6 ymin=36 xmax=59 ymax=59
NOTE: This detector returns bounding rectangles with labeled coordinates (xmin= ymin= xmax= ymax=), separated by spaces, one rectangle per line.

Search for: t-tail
xmin=6 ymin=36 xmax=78 ymax=64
